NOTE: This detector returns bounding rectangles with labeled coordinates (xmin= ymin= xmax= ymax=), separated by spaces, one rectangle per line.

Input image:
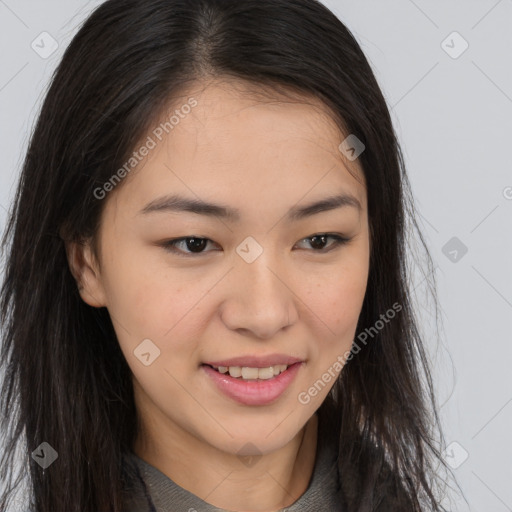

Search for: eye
xmin=294 ymin=233 xmax=350 ymax=252
xmin=161 ymin=233 xmax=350 ymax=257
xmin=162 ymin=236 xmax=218 ymax=256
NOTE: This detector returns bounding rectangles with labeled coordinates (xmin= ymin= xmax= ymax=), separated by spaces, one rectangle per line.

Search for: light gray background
xmin=0 ymin=1 xmax=511 ymax=510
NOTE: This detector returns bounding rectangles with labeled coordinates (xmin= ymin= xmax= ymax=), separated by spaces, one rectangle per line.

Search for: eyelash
xmin=161 ymin=233 xmax=351 ymax=257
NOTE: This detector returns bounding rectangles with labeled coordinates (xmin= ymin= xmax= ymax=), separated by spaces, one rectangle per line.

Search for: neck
xmin=133 ymin=402 xmax=319 ymax=511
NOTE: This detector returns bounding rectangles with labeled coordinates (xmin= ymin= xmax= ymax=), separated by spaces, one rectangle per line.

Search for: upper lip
xmin=203 ymin=354 xmax=303 ymax=368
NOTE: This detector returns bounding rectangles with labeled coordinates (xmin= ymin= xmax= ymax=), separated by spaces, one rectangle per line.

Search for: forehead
xmin=169 ymin=78 xmax=357 ymax=160
xmin=106 ymin=78 xmax=367 ymax=220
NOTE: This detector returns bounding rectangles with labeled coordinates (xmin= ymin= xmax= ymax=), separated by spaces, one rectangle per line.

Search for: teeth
xmin=241 ymin=367 xmax=259 ymax=379
xmin=228 ymin=366 xmax=242 ymax=378
xmin=257 ymin=367 xmax=274 ymax=380
xmin=214 ymin=364 xmax=289 ymax=380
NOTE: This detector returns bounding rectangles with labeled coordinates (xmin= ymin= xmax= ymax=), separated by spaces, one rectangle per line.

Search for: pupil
xmin=187 ymin=238 xmax=207 ymax=252
xmin=310 ymin=235 xmax=327 ymax=250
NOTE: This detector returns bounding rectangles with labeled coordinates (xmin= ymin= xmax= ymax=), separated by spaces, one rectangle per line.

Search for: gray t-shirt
xmin=121 ymin=412 xmax=342 ymax=511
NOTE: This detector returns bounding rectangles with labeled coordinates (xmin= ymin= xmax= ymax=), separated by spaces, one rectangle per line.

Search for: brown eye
xmin=295 ymin=234 xmax=350 ymax=252
xmin=163 ymin=237 xmax=216 ymax=256
xmin=161 ymin=233 xmax=350 ymax=258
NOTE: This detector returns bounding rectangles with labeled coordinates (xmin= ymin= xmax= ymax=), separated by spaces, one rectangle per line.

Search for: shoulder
xmin=318 ymin=400 xmax=417 ymax=511
xmin=120 ymin=452 xmax=153 ymax=512
xmin=339 ymin=454 xmax=417 ymax=511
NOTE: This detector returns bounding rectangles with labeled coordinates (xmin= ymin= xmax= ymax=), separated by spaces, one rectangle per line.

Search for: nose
xmin=220 ymin=251 xmax=298 ymax=340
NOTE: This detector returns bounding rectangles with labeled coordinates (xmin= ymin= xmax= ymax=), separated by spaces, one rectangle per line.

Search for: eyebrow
xmin=138 ymin=192 xmax=361 ymax=222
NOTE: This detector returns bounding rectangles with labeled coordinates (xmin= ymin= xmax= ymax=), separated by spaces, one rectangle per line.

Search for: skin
xmin=66 ymin=78 xmax=370 ymax=511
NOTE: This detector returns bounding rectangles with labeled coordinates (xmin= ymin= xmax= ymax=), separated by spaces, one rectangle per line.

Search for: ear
xmin=64 ymin=239 xmax=107 ymax=308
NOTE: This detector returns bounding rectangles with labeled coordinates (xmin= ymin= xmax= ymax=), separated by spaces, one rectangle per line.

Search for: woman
xmin=0 ymin=0 xmax=452 ymax=510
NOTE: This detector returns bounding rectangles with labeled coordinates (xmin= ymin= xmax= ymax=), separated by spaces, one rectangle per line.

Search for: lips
xmin=201 ymin=355 xmax=304 ymax=406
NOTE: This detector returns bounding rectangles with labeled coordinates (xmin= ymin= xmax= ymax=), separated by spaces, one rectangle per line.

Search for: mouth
xmin=201 ymin=360 xmax=304 ymax=406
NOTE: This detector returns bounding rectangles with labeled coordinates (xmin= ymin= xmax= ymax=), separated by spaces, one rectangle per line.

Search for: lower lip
xmin=202 ymin=362 xmax=303 ymax=406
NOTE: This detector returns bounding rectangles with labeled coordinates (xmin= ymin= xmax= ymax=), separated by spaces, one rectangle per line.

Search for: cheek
xmin=294 ymin=263 xmax=368 ymax=408
xmin=305 ymin=259 xmax=368 ymax=339
xmin=330 ymin=278 xmax=367 ymax=337
xmin=101 ymin=248 xmax=209 ymax=352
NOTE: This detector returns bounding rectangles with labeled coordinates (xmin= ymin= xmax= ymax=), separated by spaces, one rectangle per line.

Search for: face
xmin=72 ymin=79 xmax=370 ymax=458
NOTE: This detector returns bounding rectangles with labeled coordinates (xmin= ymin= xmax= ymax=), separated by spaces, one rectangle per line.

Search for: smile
xmin=201 ymin=361 xmax=303 ymax=406
xmin=208 ymin=364 xmax=290 ymax=380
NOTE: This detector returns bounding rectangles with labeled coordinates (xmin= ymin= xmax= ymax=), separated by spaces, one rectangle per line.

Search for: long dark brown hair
xmin=1 ymin=0 xmax=453 ymax=510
